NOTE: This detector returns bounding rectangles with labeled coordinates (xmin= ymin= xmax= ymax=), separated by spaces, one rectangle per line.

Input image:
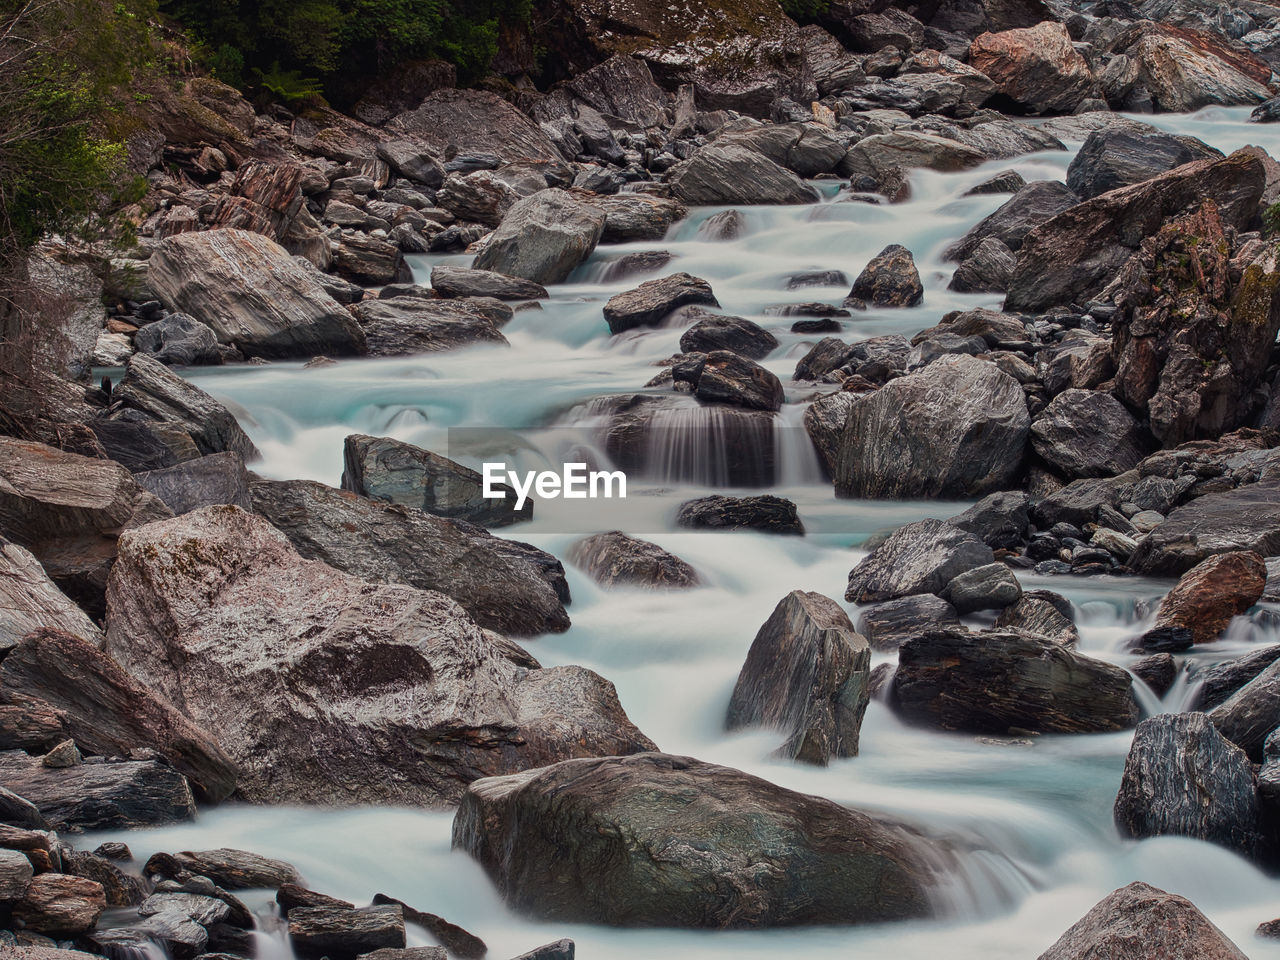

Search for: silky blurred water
xmin=97 ymin=107 xmax=1280 ymax=959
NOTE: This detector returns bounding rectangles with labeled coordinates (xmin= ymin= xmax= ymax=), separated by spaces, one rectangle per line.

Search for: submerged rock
xmin=452 ymin=752 xmax=943 ymax=927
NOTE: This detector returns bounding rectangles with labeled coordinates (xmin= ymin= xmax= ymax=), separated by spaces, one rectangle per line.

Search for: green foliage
xmin=1264 ymin=201 xmax=1280 ymax=238
xmin=780 ymin=0 xmax=831 ymax=21
xmin=251 ymin=62 xmax=324 ymax=104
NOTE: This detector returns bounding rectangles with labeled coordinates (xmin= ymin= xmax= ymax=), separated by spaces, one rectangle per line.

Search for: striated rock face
xmin=834 ymin=355 xmax=1029 ymax=499
xmin=1030 ymin=389 xmax=1149 ymax=480
xmin=1036 ymin=881 xmax=1250 ymax=960
xmin=677 ymin=350 xmax=785 ymax=412
xmin=13 ymin=874 xmax=106 ymax=937
xmin=726 ymin=591 xmax=871 ymax=764
xmin=969 ymin=22 xmax=1099 ymax=114
xmin=252 ymin=478 xmax=568 ymax=636
xmin=1109 ymin=23 xmax=1273 ymax=113
xmin=386 ymin=89 xmax=562 ymax=164
xmin=148 ymin=229 xmax=367 ymax=359
xmin=947 ymin=181 xmax=1078 ymax=262
xmin=473 ymin=190 xmax=606 ymax=285
xmin=429 ymin=265 xmax=548 ymax=301
xmin=289 ymin=904 xmax=406 ymax=959
xmin=847 ymin=519 xmax=994 ymax=604
xmin=1066 ymin=129 xmax=1221 ymax=200
xmin=568 ymin=532 xmax=698 ymax=589
xmin=452 ymin=752 xmax=944 ymax=927
xmin=104 ymin=506 xmax=654 ymax=805
xmin=1006 ymin=151 xmax=1265 ymax=313
xmin=1130 ymin=483 xmax=1280 ymax=576
xmin=1113 ymin=713 xmax=1264 ymax=861
xmin=352 ymin=297 xmax=510 ymax=356
xmin=1209 ymin=657 xmax=1280 ymax=760
xmin=0 ymin=540 xmax=101 ymax=652
xmin=680 ymin=315 xmax=777 ymax=360
xmin=850 ymin=245 xmax=923 ymax=307
xmin=667 ymin=143 xmax=820 ymax=205
xmin=0 ymin=629 xmax=236 ymax=802
xmin=892 ymin=628 xmax=1138 ymax=734
xmin=1151 ymin=551 xmax=1266 ymax=645
xmin=841 ymin=132 xmax=987 ymax=197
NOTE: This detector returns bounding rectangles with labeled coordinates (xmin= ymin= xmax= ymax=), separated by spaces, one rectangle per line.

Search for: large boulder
xmin=578 ymin=193 xmax=687 ymax=243
xmin=386 ymin=89 xmax=562 ymax=164
xmin=13 ymin=874 xmax=106 ymax=937
xmin=1030 ymin=389 xmax=1149 ymax=479
xmin=1036 ymin=882 xmax=1250 ymax=960
xmin=251 ymin=478 xmax=569 ymax=636
xmin=452 ymin=752 xmax=944 ymax=927
xmin=1209 ymin=657 xmax=1280 ymax=760
xmin=103 ymin=506 xmax=654 ymax=805
xmin=845 ymin=518 xmax=994 ymax=604
xmin=667 ymin=143 xmax=819 ymax=206
xmin=1107 ymin=23 xmax=1273 ymax=113
xmin=855 ymin=595 xmax=960 ymax=651
xmin=711 ymin=123 xmax=848 ymax=179
xmin=429 ymin=265 xmax=547 ymax=302
xmin=1066 ymin=129 xmax=1222 ymax=200
xmin=946 ymin=181 xmax=1078 ymax=262
xmin=0 ymin=628 xmax=236 ymax=802
xmin=133 ymin=313 xmax=221 ymax=367
xmin=134 ymin=452 xmax=252 ymax=516
xmin=0 ymin=540 xmax=100 ymax=653
xmin=1005 ymin=151 xmax=1266 ymax=313
xmin=564 ymin=54 xmax=670 ymax=129
xmin=833 ymin=355 xmax=1030 ymax=499
xmin=567 ymin=532 xmax=698 ymax=589
xmin=676 ymin=350 xmax=785 ymax=412
xmin=840 ymin=132 xmax=987 ymax=197
xmin=968 ymin=22 xmax=1100 ymax=114
xmin=849 ymin=245 xmax=923 ymax=307
xmin=679 ymin=315 xmax=777 ymax=360
xmin=147 ymin=229 xmax=367 ymax=359
xmin=726 ymin=591 xmax=871 ymax=765
xmin=1113 ymin=713 xmax=1265 ymax=861
xmin=603 ymin=273 xmax=718 ymax=334
xmin=1129 ymin=482 xmax=1280 ymax=576
xmin=472 ymin=190 xmax=606 ymax=285
xmin=352 ymin=297 xmax=510 ymax=357
xmin=1149 ymin=551 xmax=1266 ymax=645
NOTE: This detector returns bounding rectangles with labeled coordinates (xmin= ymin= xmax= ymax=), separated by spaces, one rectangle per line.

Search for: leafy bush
xmin=780 ymin=0 xmax=832 ymax=21
xmin=252 ymin=62 xmax=325 ymax=104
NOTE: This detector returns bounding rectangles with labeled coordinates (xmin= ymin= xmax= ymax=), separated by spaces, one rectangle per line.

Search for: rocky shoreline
xmin=6 ymin=0 xmax=1280 ymax=957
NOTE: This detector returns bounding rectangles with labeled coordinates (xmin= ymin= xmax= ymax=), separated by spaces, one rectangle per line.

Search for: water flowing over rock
xmin=452 ymin=753 xmax=943 ymax=927
xmin=429 ymin=266 xmax=548 ymax=301
xmin=1150 ymin=551 xmax=1266 ymax=644
xmin=1030 ymin=389 xmax=1149 ymax=480
xmin=158 ymin=848 xmax=301 ymax=889
xmin=352 ymin=297 xmax=511 ymax=356
xmin=1036 ymin=881 xmax=1250 ymax=960
xmin=667 ymin=143 xmax=820 ymax=206
xmin=1113 ymin=713 xmax=1265 ymax=861
xmin=833 ymin=355 xmax=1030 ymax=499
xmin=846 ymin=519 xmax=994 ymax=604
xmin=252 ymin=478 xmax=569 ymax=636
xmin=968 ymin=22 xmax=1100 ymax=114
xmin=603 ymin=273 xmax=719 ymax=334
xmin=568 ymin=532 xmax=698 ymax=589
xmin=1066 ymin=129 xmax=1222 ymax=200
xmin=103 ymin=506 xmax=654 ymax=805
xmin=726 ymin=591 xmax=871 ymax=764
xmin=1209 ymin=657 xmax=1280 ymax=760
xmin=850 ymin=245 xmax=923 ymax=307
xmin=147 ymin=229 xmax=367 ymax=359
xmin=579 ymin=193 xmax=687 ymax=243
xmin=472 ymin=190 xmax=606 ymax=285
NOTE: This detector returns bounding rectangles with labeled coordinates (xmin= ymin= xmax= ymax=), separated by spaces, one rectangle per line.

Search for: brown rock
xmin=1152 ymin=551 xmax=1266 ymax=645
xmin=13 ymin=874 xmax=107 ymax=937
xmin=207 ymin=162 xmax=304 ymax=243
xmin=969 ymin=22 xmax=1099 ymax=114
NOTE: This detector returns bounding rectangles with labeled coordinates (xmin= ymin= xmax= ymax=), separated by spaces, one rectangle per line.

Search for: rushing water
xmin=91 ymin=107 xmax=1280 ymax=958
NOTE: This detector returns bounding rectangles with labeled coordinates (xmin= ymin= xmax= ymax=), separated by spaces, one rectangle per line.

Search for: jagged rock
xmin=430 ymin=265 xmax=548 ymax=301
xmin=893 ymin=627 xmax=1138 ymax=733
xmin=1006 ymin=151 xmax=1266 ymax=313
xmin=1108 ymin=22 xmax=1272 ymax=113
xmin=667 ymin=143 xmax=819 ymax=205
xmin=1131 ymin=653 xmax=1177 ymax=698
xmin=949 ymin=490 xmax=1030 ymax=549
xmin=969 ymin=22 xmax=1099 ymax=114
xmin=353 ymin=296 xmax=510 ymax=356
xmin=370 ymin=892 xmax=487 ymax=959
xmin=941 ymin=563 xmax=1022 ymax=613
xmin=711 ymin=123 xmax=848 ymax=178
xmin=1036 ymin=881 xmax=1249 ymax=960
xmin=141 ymin=891 xmax=231 ymax=926
xmin=341 ymin=434 xmax=527 ymax=527
xmin=568 ymin=532 xmax=698 ymax=589
xmin=726 ymin=591 xmax=871 ymax=764
xmin=133 ymin=313 xmax=221 ymax=366
xmin=0 ymin=751 xmax=195 ymax=831
xmin=278 ymin=884 xmax=354 ymax=914
xmin=472 ymin=189 xmax=605 ymax=285
xmin=1113 ymin=713 xmax=1263 ymax=860
xmin=676 ymin=495 xmax=803 ymax=534
xmin=0 ymin=540 xmax=100 ymax=653
xmin=994 ymin=590 xmax=1079 ymax=645
xmin=603 ymin=273 xmax=718 ymax=334
xmin=94 ymin=911 xmax=209 ymax=959
xmin=1195 ymin=644 xmax=1280 ymax=710
xmin=1150 ymin=551 xmax=1266 ymax=644
xmin=252 ymin=478 xmax=568 ymax=636
xmin=289 ymin=904 xmax=406 ymax=959
xmin=0 ymin=785 xmax=46 ymax=829
xmin=147 ymin=229 xmax=366 ymax=359
xmin=794 ymin=337 xmax=855 ymax=381
xmin=0 ymin=847 xmax=33 ymax=900
xmin=452 ymin=752 xmax=943 ymax=927
xmin=565 ymin=54 xmax=669 ymax=128
xmin=854 ymin=595 xmax=960 ymax=652
xmin=947 ymin=181 xmax=1078 ymax=262
xmin=849 ymin=244 xmax=923 ymax=307
xmin=0 ymin=628 xmax=236 ymax=802
xmin=679 ymin=315 xmax=777 ymax=360
xmin=333 ymin=232 xmax=407 ymax=286
xmin=846 ymin=519 xmax=994 ymax=603
xmin=947 ymin=238 xmax=1016 ymax=292
xmin=579 ymin=193 xmax=686 ymax=243
xmin=65 ymin=850 xmax=145 ymax=907
xmin=1067 ymin=128 xmax=1221 ymax=200
xmin=13 ymin=874 xmax=105 ymax=937
xmin=0 ymin=701 xmax=68 ymax=754
xmin=833 ymin=356 xmax=1030 ymax=499
xmin=1130 ymin=482 xmax=1280 ymax=576
xmin=1209 ymin=658 xmax=1280 ymax=759
xmin=386 ymin=89 xmax=562 ymax=165
xmin=676 ymin=350 xmax=784 ymax=412
xmin=159 ymin=849 xmax=300 ymax=890
xmin=134 ymin=452 xmax=251 ymax=517
xmin=103 ymin=506 xmax=654 ymax=805
xmin=436 ymin=171 xmax=519 ymax=227
xmin=508 ymin=942 xmax=573 ymax=960
xmin=1031 ymin=390 xmax=1149 ymax=479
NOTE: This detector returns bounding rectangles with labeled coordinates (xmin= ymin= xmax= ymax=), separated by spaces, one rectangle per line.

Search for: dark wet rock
xmin=969 ymin=22 xmax=1100 ymax=114
xmin=604 ymin=273 xmax=718 ymax=334
xmin=1129 ymin=483 xmax=1280 ymax=576
xmin=679 ymin=350 xmax=784 ymax=412
xmin=13 ymin=874 xmax=105 ymax=937
xmin=135 ymin=452 xmax=252 ymax=516
xmin=1036 ymin=881 xmax=1249 ymax=960
xmin=94 ymin=911 xmax=210 ymax=959
xmin=472 ymin=189 xmax=606 ymax=285
xmin=341 ymin=433 xmax=528 ymax=527
xmin=1131 ymin=653 xmax=1177 ymax=698
xmin=679 ymin=315 xmax=777 ymax=360
xmin=141 ymin=891 xmax=231 ymax=925
xmin=452 ymin=752 xmax=942 ymax=927
xmin=134 ymin=313 xmax=221 ymax=366
xmin=913 ymin=308 xmax=1027 ymax=350
xmin=0 ymin=540 xmax=100 ymax=653
xmin=667 ymin=143 xmax=819 ymax=206
xmin=1139 ymin=625 xmax=1194 ymax=653
xmin=947 ymin=237 xmax=1015 ymax=292
xmin=0 ymin=751 xmax=195 ymax=831
xmin=1195 ymin=644 xmax=1280 ymax=710
xmin=947 ymin=181 xmax=1078 ymax=262
xmin=994 ymin=590 xmax=1079 ymax=646
xmin=65 ymin=850 xmax=145 ymax=906
xmin=949 ymin=491 xmax=1030 ymax=550
xmin=568 ymin=532 xmax=698 ymax=590
xmin=370 ymin=892 xmax=487 ymax=959
xmin=289 ymin=904 xmax=406 ymax=959
xmin=849 ymin=244 xmax=923 ymax=307
xmin=791 ymin=318 xmax=843 ymax=334
xmin=941 ymin=563 xmax=1022 ymax=613
xmin=803 ymin=391 xmax=858 ymax=478
xmin=353 ymin=296 xmax=510 ymax=357
xmin=676 ymin=495 xmax=803 ymax=535
xmin=277 ymin=883 xmax=354 ymax=915
xmin=964 ymin=170 xmax=1026 ymax=195
xmin=508 ymin=942 xmax=573 ymax=960
xmin=1150 ymin=551 xmax=1266 ymax=645
xmin=253 ymin=478 xmax=568 ymax=636
xmin=1066 ymin=129 xmax=1222 ymax=200
xmin=0 ymin=628 xmax=236 ymax=803
xmin=833 ymin=355 xmax=1030 ymax=499
xmin=430 ymin=265 xmax=548 ymax=301
xmin=1209 ymin=657 xmax=1280 ymax=760
xmin=0 ymin=846 xmax=32 ymax=900
xmin=104 ymin=506 xmax=654 ymax=805
xmin=580 ymin=193 xmax=687 ymax=243
xmin=846 ymin=519 xmax=994 ymax=604
xmin=1006 ymin=151 xmax=1266 ymax=313
xmin=893 ymin=627 xmax=1138 ymax=734
xmin=1114 ymin=712 xmax=1264 ymax=860
xmin=0 ymin=785 xmax=46 ymax=830
xmin=148 ymin=229 xmax=366 ymax=359
xmin=1031 ymin=390 xmax=1149 ymax=480
xmin=599 ymin=250 xmax=674 ymax=282
xmin=726 ymin=591 xmax=871 ymax=764
xmin=794 ymin=337 xmax=856 ymax=382
xmin=854 ymin=595 xmax=960 ymax=652
xmin=146 ymin=848 xmax=300 ymax=890
xmin=712 ymin=123 xmax=848 ymax=179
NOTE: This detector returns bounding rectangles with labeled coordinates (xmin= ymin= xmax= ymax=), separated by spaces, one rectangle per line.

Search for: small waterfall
xmin=640 ymin=403 xmax=777 ymax=487
xmin=774 ymin=403 xmax=827 ymax=486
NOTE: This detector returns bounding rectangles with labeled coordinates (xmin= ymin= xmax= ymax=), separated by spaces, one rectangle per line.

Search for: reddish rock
xmin=969 ymin=22 xmax=1099 ymax=114
xmin=13 ymin=874 xmax=107 ymax=936
xmin=1152 ymin=551 xmax=1267 ymax=645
